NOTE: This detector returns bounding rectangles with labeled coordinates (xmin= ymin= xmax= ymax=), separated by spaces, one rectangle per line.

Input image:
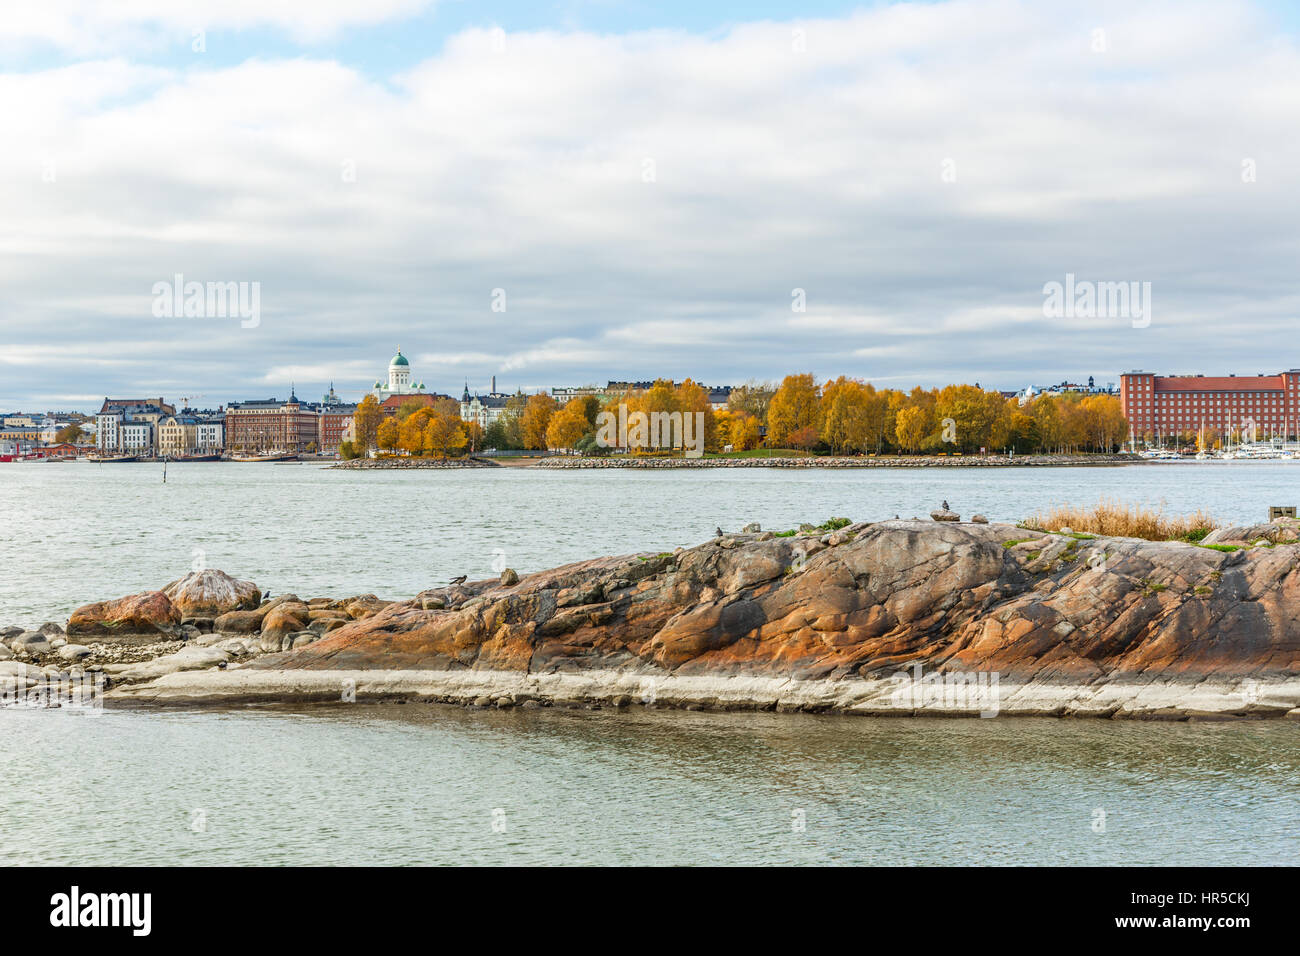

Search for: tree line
xmin=342 ymin=375 xmax=1129 ymax=458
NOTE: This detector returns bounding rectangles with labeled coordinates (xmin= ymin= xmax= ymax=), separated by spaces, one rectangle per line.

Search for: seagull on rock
xmin=942 ymin=500 xmax=950 ymax=511
xmin=448 ymin=575 xmax=467 ymax=586
xmin=715 ymin=527 xmax=724 ymax=537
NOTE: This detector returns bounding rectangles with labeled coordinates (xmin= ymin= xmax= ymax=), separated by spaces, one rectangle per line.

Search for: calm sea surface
xmin=1 ymin=460 xmax=1296 ymax=866
xmin=2 ymin=704 xmax=1297 ymax=866
xmin=2 ymin=459 xmax=1298 ymax=624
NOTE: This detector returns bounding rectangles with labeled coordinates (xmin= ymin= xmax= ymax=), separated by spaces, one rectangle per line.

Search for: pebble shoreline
xmin=329 ymin=457 xmax=499 ymax=469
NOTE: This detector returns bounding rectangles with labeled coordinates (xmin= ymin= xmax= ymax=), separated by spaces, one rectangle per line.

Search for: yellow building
xmin=158 ymin=415 xmax=198 ymax=456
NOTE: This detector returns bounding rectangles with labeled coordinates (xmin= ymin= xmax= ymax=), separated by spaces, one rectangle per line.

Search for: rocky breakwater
xmin=535 ymin=453 xmax=1141 ymax=469
xmin=330 ymin=457 xmax=499 ymax=470
xmin=112 ymin=518 xmax=1300 ymax=719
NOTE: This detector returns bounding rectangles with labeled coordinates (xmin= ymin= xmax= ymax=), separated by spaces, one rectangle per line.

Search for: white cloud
xmin=0 ymin=0 xmax=437 ymax=54
xmin=3 ymin=0 xmax=1299 ymax=409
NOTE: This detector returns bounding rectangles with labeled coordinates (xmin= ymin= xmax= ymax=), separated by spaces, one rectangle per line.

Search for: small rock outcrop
xmin=929 ymin=509 xmax=960 ymax=522
xmin=67 ymin=590 xmax=181 ymax=640
xmin=162 ymin=569 xmax=261 ymax=618
xmin=1202 ymin=516 xmax=1300 ymax=547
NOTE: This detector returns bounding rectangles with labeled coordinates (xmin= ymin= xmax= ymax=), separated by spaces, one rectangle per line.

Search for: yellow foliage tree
xmin=521 ymin=393 xmax=558 ymax=450
xmin=399 ymin=407 xmax=435 ymax=454
xmin=820 ymin=377 xmax=871 ymax=454
xmin=423 ymin=405 xmax=467 ymax=458
xmin=894 ymin=405 xmax=929 ymax=452
xmin=353 ymin=394 xmax=383 ymax=452
xmin=766 ymin=373 xmax=822 ymax=448
xmin=546 ymin=400 xmax=589 ymax=450
xmin=377 ymin=416 xmax=400 ymax=453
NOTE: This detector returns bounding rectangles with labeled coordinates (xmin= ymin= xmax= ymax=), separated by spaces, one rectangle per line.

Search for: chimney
xmin=491 ymin=375 xmax=496 ymax=394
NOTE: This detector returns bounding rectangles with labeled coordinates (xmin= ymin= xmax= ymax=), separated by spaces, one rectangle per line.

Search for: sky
xmin=3 ymin=0 xmax=1300 ymax=411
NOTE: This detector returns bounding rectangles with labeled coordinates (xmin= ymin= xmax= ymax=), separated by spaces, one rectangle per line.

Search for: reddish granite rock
xmin=260 ymin=603 xmax=311 ymax=645
xmin=214 ymin=607 xmax=271 ymax=633
xmin=68 ymin=590 xmax=181 ymax=639
xmin=249 ymin=521 xmax=1300 ymax=683
xmin=163 ymin=569 xmax=260 ymax=618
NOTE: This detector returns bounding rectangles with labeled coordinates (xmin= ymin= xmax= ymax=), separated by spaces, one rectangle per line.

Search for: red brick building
xmin=378 ymin=393 xmax=452 ymax=417
xmin=317 ymin=404 xmax=357 ymax=455
xmin=225 ymin=393 xmax=319 ymax=453
xmin=1121 ymin=370 xmax=1300 ymax=442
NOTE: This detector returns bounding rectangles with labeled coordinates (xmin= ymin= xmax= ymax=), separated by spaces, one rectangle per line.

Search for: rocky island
xmin=5 ymin=516 xmax=1300 ymax=719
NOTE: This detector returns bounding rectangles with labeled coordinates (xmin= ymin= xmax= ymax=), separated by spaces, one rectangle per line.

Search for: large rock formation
xmin=106 ymin=520 xmax=1300 ymax=716
xmin=162 ymin=569 xmax=260 ymax=618
xmin=67 ymin=590 xmax=181 ymax=641
xmin=248 ymin=520 xmax=1298 ymax=678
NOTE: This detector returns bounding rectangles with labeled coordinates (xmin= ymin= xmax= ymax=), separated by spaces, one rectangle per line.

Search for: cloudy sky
xmin=3 ymin=0 xmax=1299 ymax=411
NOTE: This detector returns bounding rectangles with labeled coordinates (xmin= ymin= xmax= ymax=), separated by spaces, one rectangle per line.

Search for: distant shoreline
xmin=533 ymin=453 xmax=1145 ymax=469
xmin=326 ymin=452 xmax=1144 ymax=470
xmin=329 ymin=457 xmax=500 ymax=469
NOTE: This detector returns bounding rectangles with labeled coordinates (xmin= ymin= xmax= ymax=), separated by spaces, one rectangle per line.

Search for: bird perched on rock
xmin=448 ymin=575 xmax=467 ymax=586
xmin=942 ymin=500 xmax=950 ymax=511
xmin=715 ymin=527 xmax=724 ymax=537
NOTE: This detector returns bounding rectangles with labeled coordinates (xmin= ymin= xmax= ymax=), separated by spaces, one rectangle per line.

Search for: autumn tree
xmin=463 ymin=419 xmax=485 ymax=454
xmin=546 ymin=399 xmax=589 ymax=451
xmin=521 ymin=393 xmax=558 ymax=450
xmin=675 ymin=378 xmax=721 ymax=453
xmin=396 ymin=397 xmax=427 ymax=421
xmin=424 ymin=404 xmax=467 ymax=457
xmin=820 ymin=377 xmax=871 ymax=454
xmin=728 ymin=381 xmax=776 ymax=420
xmin=377 ymin=416 xmax=400 ymax=453
xmin=894 ymin=405 xmax=929 ymax=453
xmin=55 ymin=423 xmax=84 ymax=444
xmin=353 ymin=395 xmax=383 ymax=452
xmin=399 ymin=407 xmax=435 ymax=454
xmin=766 ymin=374 xmax=822 ymax=448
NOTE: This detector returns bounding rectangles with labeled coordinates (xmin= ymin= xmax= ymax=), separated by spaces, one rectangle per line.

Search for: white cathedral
xmin=370 ymin=348 xmax=429 ymax=400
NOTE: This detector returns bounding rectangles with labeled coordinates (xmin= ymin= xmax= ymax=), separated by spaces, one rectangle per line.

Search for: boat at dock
xmin=230 ymin=452 xmax=299 ymax=462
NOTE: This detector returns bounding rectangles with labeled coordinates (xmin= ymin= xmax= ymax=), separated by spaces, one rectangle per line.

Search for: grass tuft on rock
xmin=1022 ymin=499 xmax=1216 ymax=543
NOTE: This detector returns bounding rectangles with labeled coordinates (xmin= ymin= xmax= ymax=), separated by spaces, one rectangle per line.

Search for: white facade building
xmin=96 ymin=413 xmax=122 ymax=451
xmin=120 ymin=421 xmax=153 ymax=452
xmin=459 ymin=377 xmax=513 ymax=428
xmin=370 ymin=349 xmax=429 ymax=400
xmin=196 ymin=419 xmax=224 ymax=451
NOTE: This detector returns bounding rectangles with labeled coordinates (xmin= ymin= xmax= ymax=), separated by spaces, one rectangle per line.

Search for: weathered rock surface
xmin=72 ymin=521 xmax=1300 ymax=715
xmin=162 ymin=569 xmax=260 ymax=618
xmin=104 ymin=645 xmax=233 ymax=682
xmin=1202 ymin=516 xmax=1300 ymax=547
xmin=95 ymin=520 xmax=1300 ymax=715
xmin=10 ymin=632 xmax=52 ymax=655
xmin=67 ymin=590 xmax=181 ymax=640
